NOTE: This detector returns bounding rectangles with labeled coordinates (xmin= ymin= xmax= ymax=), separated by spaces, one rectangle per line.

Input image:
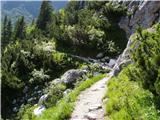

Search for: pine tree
xmin=1 ymin=16 xmax=12 ymax=46
xmin=31 ymin=18 xmax=35 ymax=25
xmin=2 ymin=16 xmax=8 ymax=46
xmin=7 ymin=19 xmax=12 ymax=42
xmin=14 ymin=16 xmax=26 ymax=40
xmin=36 ymin=1 xmax=53 ymax=31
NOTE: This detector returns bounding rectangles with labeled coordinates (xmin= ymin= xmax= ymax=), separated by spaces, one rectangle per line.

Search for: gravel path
xmin=70 ymin=76 xmax=111 ymax=120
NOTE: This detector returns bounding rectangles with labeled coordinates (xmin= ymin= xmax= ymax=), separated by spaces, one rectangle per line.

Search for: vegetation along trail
xmin=70 ymin=75 xmax=111 ymax=120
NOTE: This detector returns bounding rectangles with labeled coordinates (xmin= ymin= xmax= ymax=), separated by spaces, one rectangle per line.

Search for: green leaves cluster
xmin=14 ymin=16 xmax=26 ymax=40
xmin=54 ymin=1 xmax=127 ymax=57
xmin=1 ymin=39 xmax=83 ymax=119
xmin=131 ymin=24 xmax=160 ymax=95
xmin=36 ymin=1 xmax=53 ymax=32
xmin=105 ymin=24 xmax=160 ymax=119
xmin=106 ymin=67 xmax=159 ymax=120
xmin=1 ymin=16 xmax=12 ymax=47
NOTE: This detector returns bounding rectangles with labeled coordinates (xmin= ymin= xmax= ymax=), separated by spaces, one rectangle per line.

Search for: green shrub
xmin=54 ymin=1 xmax=127 ymax=57
xmin=29 ymin=68 xmax=50 ymax=84
xmin=105 ymin=24 xmax=160 ymax=120
xmin=131 ymin=24 xmax=160 ymax=94
xmin=1 ymin=39 xmax=86 ymax=119
xmin=105 ymin=66 xmax=159 ymax=120
xmin=44 ymin=84 xmax=66 ymax=108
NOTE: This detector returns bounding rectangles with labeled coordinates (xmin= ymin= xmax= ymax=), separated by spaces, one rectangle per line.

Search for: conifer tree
xmin=2 ymin=16 xmax=8 ymax=46
xmin=7 ymin=19 xmax=12 ymax=42
xmin=14 ymin=16 xmax=26 ymax=40
xmin=36 ymin=1 xmax=53 ymax=31
xmin=1 ymin=16 xmax=12 ymax=46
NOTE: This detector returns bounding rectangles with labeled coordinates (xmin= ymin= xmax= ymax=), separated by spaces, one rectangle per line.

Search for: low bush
xmin=105 ymin=24 xmax=160 ymax=119
xmin=105 ymin=66 xmax=159 ymax=120
xmin=1 ymin=39 xmax=86 ymax=119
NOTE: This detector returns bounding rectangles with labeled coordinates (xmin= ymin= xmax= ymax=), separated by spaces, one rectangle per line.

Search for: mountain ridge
xmin=1 ymin=1 xmax=68 ymax=24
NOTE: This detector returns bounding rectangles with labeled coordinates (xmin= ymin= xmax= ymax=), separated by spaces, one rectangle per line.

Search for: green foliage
xmin=64 ymin=1 xmax=83 ymax=25
xmin=36 ymin=1 xmax=53 ymax=32
xmin=1 ymin=15 xmax=12 ymax=47
xmin=2 ymin=1 xmax=128 ymax=119
xmin=44 ymin=84 xmax=66 ymax=108
xmin=23 ymin=74 xmax=105 ymax=120
xmin=16 ymin=104 xmax=37 ymax=120
xmin=105 ymin=24 xmax=160 ymax=119
xmin=29 ymin=68 xmax=50 ymax=84
xmin=105 ymin=66 xmax=159 ymax=120
xmin=1 ymin=39 xmax=85 ymax=119
xmin=103 ymin=2 xmax=127 ymax=22
xmin=52 ymin=52 xmax=67 ymax=64
xmin=86 ymin=1 xmax=107 ymax=10
xmin=14 ymin=16 xmax=26 ymax=40
xmin=54 ymin=1 xmax=127 ymax=57
xmin=131 ymin=24 xmax=160 ymax=94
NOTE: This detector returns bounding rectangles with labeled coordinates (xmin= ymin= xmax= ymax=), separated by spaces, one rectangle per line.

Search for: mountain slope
xmin=1 ymin=1 xmax=67 ymax=24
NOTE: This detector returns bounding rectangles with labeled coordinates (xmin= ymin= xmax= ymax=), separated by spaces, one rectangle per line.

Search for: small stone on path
xmin=89 ymin=104 xmax=102 ymax=112
xmin=84 ymin=113 xmax=97 ymax=120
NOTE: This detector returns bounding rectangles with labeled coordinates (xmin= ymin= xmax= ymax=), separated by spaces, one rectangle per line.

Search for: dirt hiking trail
xmin=70 ymin=76 xmax=111 ymax=120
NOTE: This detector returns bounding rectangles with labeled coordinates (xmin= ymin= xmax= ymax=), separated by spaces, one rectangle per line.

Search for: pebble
xmin=89 ymin=104 xmax=102 ymax=112
xmin=12 ymin=99 xmax=16 ymax=104
xmin=13 ymin=107 xmax=18 ymax=112
xmin=84 ymin=102 xmax=90 ymax=105
xmin=84 ymin=113 xmax=97 ymax=120
xmin=91 ymin=88 xmax=99 ymax=91
xmin=101 ymin=85 xmax=105 ymax=88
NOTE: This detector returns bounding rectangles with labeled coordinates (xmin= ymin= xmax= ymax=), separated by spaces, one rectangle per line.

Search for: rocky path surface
xmin=70 ymin=75 xmax=111 ymax=120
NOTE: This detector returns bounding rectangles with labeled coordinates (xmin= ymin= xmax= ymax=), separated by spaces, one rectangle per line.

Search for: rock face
xmin=111 ymin=1 xmax=160 ymax=77
xmin=96 ymin=53 xmax=104 ymax=59
xmin=84 ymin=113 xmax=97 ymax=120
xmin=110 ymin=35 xmax=133 ymax=76
xmin=119 ymin=1 xmax=160 ymax=37
xmin=108 ymin=59 xmax=116 ymax=68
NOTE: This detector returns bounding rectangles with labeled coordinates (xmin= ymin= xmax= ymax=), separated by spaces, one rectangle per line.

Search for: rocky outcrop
xmin=119 ymin=1 xmax=160 ymax=37
xmin=96 ymin=53 xmax=104 ymax=59
xmin=111 ymin=1 xmax=160 ymax=77
xmin=50 ymin=69 xmax=86 ymax=86
xmin=110 ymin=35 xmax=133 ymax=76
xmin=108 ymin=59 xmax=116 ymax=68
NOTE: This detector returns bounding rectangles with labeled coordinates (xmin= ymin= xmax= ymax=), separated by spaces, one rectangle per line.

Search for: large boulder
xmin=61 ymin=69 xmax=85 ymax=85
xmin=96 ymin=53 xmax=104 ymax=58
xmin=108 ymin=59 xmax=116 ymax=68
xmin=50 ymin=78 xmax=61 ymax=85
